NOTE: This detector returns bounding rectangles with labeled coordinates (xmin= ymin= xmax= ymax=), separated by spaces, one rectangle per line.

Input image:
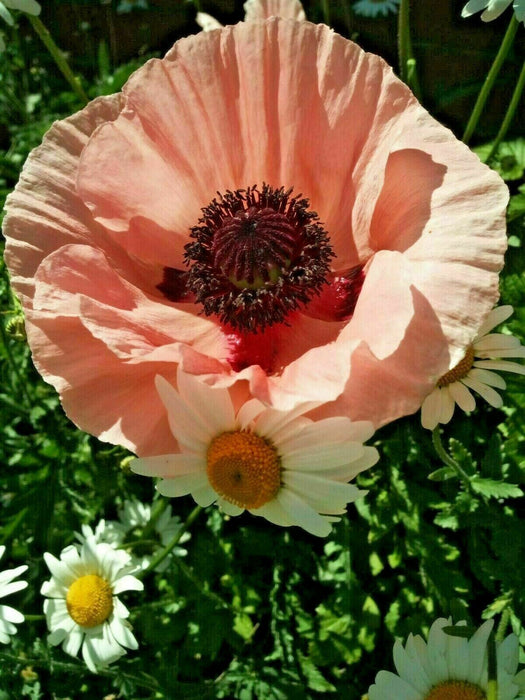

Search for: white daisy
xmin=421 ymin=305 xmax=525 ymax=430
xmin=462 ymin=0 xmax=525 ymax=24
xmin=0 ymin=545 xmax=28 ymax=644
xmin=105 ymin=500 xmax=190 ymax=572
xmin=131 ymin=369 xmax=378 ymax=538
xmin=368 ymin=618 xmax=523 ymax=700
xmin=41 ymin=537 xmax=143 ymax=673
xmin=353 ymin=0 xmax=401 ymax=18
xmin=76 ymin=505 xmax=189 ymax=573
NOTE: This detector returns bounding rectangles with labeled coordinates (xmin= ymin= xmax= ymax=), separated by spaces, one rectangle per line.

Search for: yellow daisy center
xmin=424 ymin=680 xmax=486 ymax=700
xmin=206 ymin=431 xmax=282 ymax=509
xmin=66 ymin=574 xmax=114 ymax=628
xmin=437 ymin=345 xmax=475 ymax=387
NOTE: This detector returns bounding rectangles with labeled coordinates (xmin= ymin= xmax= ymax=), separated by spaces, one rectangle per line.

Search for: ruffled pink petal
xmin=24 ymin=313 xmax=177 ymax=455
xmin=243 ymin=0 xmax=306 ymax=21
xmin=3 ymin=95 xmax=124 ymax=306
xmin=313 ymin=286 xmax=452 ymax=427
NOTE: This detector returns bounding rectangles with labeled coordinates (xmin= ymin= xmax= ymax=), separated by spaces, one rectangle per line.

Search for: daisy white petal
xmin=475 ymin=334 xmax=523 ymax=353
xmin=131 ymin=453 xmax=202 ymax=478
xmin=218 ymin=499 xmax=244 ymax=516
xmin=41 ymin=536 xmax=142 ymax=673
xmin=448 ymin=380 xmax=476 ymax=413
xmin=468 ymin=367 xmax=507 ymax=389
xmin=156 ymin=473 xmax=210 ymax=498
xmin=0 ymin=548 xmax=28 ymax=643
xmin=461 ymin=375 xmax=504 ymax=407
xmin=275 ymin=489 xmax=331 ymax=537
xmin=421 ymin=388 xmax=442 ymax=430
xmin=474 ymin=359 xmax=525 ymax=374
xmin=155 ymin=375 xmax=213 ymax=451
xmin=475 ymin=305 xmax=514 ymax=338
xmin=3 ymin=0 xmax=41 ymax=14
xmin=439 ymin=386 xmax=456 ymax=424
xmin=195 ymin=11 xmax=223 ymax=31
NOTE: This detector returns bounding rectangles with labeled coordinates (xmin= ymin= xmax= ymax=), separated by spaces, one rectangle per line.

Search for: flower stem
xmin=487 ymin=629 xmax=498 ymax=700
xmin=27 ymin=15 xmax=89 ymax=105
xmin=431 ymin=427 xmax=472 ymax=487
xmin=0 ymin=319 xmax=32 ymax=410
xmin=462 ymin=15 xmax=519 ymax=144
xmin=484 ymin=59 xmax=525 ymax=163
xmin=495 ymin=607 xmax=511 ymax=643
xmin=397 ymin=0 xmax=422 ymax=100
xmin=321 ymin=0 xmax=330 ymax=25
xmin=138 ymin=505 xmax=202 ymax=578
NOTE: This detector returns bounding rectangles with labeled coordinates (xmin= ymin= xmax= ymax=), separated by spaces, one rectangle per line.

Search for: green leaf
xmin=428 ymin=466 xmax=457 ymax=481
xmin=233 ymin=612 xmax=255 ymax=642
xmin=474 ymin=138 xmax=525 ymax=181
xmin=470 ymin=477 xmax=523 ymax=499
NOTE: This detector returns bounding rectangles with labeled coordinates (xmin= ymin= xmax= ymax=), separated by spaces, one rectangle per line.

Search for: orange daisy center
xmin=66 ymin=574 xmax=113 ymax=628
xmin=206 ymin=431 xmax=282 ymax=509
xmin=437 ymin=345 xmax=475 ymax=387
xmin=424 ymin=680 xmax=486 ymax=700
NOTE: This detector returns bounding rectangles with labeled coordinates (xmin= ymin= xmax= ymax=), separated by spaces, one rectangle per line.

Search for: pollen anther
xmin=206 ymin=430 xmax=281 ymax=509
xmin=66 ymin=574 xmax=114 ymax=628
xmin=424 ymin=679 xmax=486 ymax=700
xmin=437 ymin=345 xmax=475 ymax=387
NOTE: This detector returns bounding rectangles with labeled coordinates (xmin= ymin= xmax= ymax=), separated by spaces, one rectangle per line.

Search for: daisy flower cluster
xmin=77 ymin=499 xmax=190 ymax=572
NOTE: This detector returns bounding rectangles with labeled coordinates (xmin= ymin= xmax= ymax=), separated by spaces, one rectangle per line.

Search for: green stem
xmin=485 ymin=59 xmax=525 ymax=162
xmin=487 ymin=630 xmax=498 ymax=700
xmin=463 ymin=15 xmax=519 ymax=144
xmin=495 ymin=607 xmax=511 ymax=644
xmin=321 ymin=0 xmax=330 ymax=25
xmin=0 ymin=320 xmax=32 ymax=409
xmin=487 ymin=680 xmax=498 ymax=700
xmin=397 ymin=0 xmax=422 ymax=100
xmin=138 ymin=505 xmax=202 ymax=578
xmin=0 ymin=651 xmax=159 ymax=690
xmin=431 ymin=427 xmax=472 ymax=487
xmin=23 ymin=614 xmax=46 ymax=621
xmin=27 ymin=15 xmax=89 ymax=105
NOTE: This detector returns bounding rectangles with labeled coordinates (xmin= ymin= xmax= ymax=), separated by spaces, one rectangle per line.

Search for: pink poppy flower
xmin=3 ymin=16 xmax=508 ymax=456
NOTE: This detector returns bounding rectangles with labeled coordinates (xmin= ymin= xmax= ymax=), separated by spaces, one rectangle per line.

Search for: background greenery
xmin=0 ymin=1 xmax=524 ymax=698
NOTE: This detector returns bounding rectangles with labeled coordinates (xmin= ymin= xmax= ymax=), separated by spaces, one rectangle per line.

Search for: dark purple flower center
xmin=180 ymin=185 xmax=334 ymax=331
xmin=157 ymin=184 xmax=366 ymax=370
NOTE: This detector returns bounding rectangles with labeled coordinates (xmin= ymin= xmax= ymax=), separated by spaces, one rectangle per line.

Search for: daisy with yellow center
xmin=368 ymin=618 xmax=524 ymax=700
xmin=131 ymin=368 xmax=379 ymax=538
xmin=41 ymin=537 xmax=143 ymax=673
xmin=0 ymin=545 xmax=28 ymax=644
xmin=421 ymin=306 xmax=525 ymax=430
